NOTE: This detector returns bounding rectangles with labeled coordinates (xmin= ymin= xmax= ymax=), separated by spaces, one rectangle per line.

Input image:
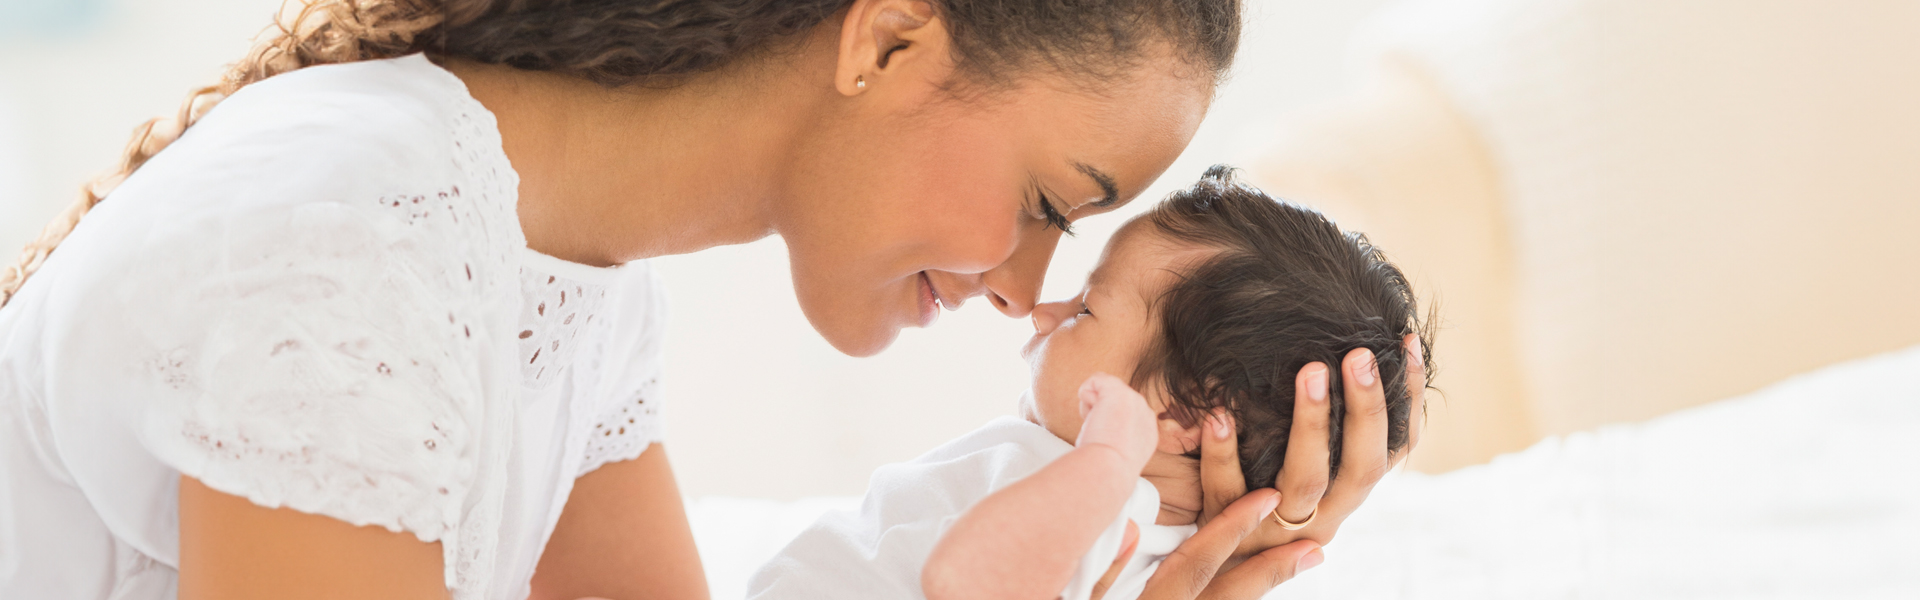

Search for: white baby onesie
xmin=746 ymin=416 xmax=1197 ymax=600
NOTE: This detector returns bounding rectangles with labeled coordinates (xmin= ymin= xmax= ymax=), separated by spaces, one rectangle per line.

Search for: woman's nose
xmin=1031 ymin=300 xmax=1075 ymax=336
xmin=980 ymin=225 xmax=1063 ymax=318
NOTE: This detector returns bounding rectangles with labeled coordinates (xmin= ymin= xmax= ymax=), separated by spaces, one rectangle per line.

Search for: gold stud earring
xmin=855 ymin=75 xmax=867 ymax=89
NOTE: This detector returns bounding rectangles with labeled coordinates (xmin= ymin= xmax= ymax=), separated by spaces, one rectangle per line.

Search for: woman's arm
xmin=528 ymin=443 xmax=709 ymax=600
xmin=178 ymin=477 xmax=448 ymax=600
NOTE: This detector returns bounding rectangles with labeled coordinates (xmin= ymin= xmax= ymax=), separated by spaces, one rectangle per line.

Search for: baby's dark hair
xmin=1132 ymin=165 xmax=1434 ymax=485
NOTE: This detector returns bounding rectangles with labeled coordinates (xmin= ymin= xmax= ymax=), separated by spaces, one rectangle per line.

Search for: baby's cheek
xmin=1030 ymin=382 xmax=1086 ymax=442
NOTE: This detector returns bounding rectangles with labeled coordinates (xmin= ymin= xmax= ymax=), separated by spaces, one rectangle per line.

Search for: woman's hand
xmin=1135 ymin=335 xmax=1428 ymax=599
xmin=1134 ymin=489 xmax=1322 ymax=599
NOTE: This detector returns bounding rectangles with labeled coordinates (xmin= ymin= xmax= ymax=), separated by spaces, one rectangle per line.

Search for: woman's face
xmin=776 ymin=3 xmax=1213 ymax=356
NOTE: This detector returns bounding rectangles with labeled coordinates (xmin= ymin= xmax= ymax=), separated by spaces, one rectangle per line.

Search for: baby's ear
xmin=1156 ymin=415 xmax=1202 ymax=456
xmin=1145 ymin=385 xmax=1204 ymax=455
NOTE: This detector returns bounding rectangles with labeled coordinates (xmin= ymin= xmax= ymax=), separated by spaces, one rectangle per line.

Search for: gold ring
xmin=1271 ymin=507 xmax=1315 ymax=530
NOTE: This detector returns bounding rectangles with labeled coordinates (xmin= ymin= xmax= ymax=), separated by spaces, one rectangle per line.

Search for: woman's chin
xmin=806 ymin=312 xmax=904 ymax=358
xmin=795 ymin=278 xmax=926 ymax=357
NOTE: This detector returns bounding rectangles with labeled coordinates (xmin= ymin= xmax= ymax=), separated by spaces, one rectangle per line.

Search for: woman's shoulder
xmin=130 ymin=54 xmax=515 ymax=217
xmin=58 ymin=54 xmax=526 ymax=305
xmin=198 ymin=53 xmax=494 ymax=165
xmin=22 ymin=54 xmax=527 ymax=366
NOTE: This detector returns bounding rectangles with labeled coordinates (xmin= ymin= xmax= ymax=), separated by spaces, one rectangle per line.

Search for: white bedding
xmin=689 ymin=344 xmax=1920 ymax=599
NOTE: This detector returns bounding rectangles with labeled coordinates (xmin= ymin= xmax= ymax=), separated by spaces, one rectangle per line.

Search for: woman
xmin=0 ymin=0 xmax=1423 ymax=598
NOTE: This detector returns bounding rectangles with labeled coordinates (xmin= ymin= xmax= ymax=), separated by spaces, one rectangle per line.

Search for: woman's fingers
xmin=1142 ymin=489 xmax=1281 ymax=599
xmin=1198 ymin=408 xmax=1246 ymax=526
xmin=1314 ymin=348 xmax=1394 ymax=539
xmin=1392 ymin=334 xmax=1427 ymax=467
xmin=1195 ymin=541 xmax=1324 ymax=600
xmin=1339 ymin=348 xmax=1391 ymax=487
xmin=1275 ymin=363 xmax=1331 ymax=525
xmin=1089 ymin=520 xmax=1140 ymax=600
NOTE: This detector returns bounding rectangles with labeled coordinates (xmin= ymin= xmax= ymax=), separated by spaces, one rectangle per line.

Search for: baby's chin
xmin=1141 ymin=453 xmax=1205 ymax=526
xmin=1155 ymin=502 xmax=1200 ymax=526
xmin=1017 ymin=391 xmax=1041 ymax=425
xmin=1018 ymin=387 xmax=1089 ymax=444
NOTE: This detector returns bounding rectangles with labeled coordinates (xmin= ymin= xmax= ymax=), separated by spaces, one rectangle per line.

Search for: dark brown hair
xmin=2 ymin=0 xmax=1242 ymax=306
xmin=439 ymin=0 xmax=1241 ymax=86
xmin=1136 ymin=166 xmax=1434 ymax=485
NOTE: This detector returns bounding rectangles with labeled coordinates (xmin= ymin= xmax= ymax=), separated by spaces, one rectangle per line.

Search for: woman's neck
xmin=438 ymin=46 xmax=831 ymax=267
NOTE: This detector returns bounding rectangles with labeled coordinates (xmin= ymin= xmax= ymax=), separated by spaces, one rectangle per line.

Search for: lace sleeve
xmin=127 ymin=199 xmax=509 ymax=542
xmin=577 ymin=262 xmax=669 ymax=478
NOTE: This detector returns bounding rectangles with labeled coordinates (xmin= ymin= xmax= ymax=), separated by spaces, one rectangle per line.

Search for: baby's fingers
xmin=1077 ymin=373 xmax=1158 ymax=470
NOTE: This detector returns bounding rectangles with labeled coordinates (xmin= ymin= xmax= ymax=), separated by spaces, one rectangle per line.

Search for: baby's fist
xmin=1076 ymin=373 xmax=1158 ymax=472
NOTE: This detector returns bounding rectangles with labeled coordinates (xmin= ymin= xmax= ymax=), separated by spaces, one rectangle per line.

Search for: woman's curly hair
xmin=0 ymin=0 xmax=1241 ymax=306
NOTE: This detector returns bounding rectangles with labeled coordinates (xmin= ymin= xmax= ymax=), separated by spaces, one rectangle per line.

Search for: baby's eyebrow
xmin=1086 ymin=264 xmax=1111 ymax=289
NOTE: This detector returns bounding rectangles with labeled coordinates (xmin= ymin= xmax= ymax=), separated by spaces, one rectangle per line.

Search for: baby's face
xmin=1020 ymin=220 xmax=1211 ymax=443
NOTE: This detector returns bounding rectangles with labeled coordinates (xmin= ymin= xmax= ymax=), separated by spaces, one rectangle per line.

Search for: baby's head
xmin=1022 ymin=166 xmax=1431 ymax=519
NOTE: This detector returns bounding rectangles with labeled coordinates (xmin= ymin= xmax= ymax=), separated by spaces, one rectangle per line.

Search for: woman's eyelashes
xmin=1033 ymin=184 xmax=1075 ymax=235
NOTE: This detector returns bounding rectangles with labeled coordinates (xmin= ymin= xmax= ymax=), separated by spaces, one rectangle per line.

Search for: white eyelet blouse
xmin=0 ymin=54 xmax=666 ymax=600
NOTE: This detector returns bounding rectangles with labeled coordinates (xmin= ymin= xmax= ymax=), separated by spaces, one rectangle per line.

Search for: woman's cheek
xmin=902 ymin=194 xmax=1020 ymax=273
xmin=896 ymin=123 xmax=1025 ymax=273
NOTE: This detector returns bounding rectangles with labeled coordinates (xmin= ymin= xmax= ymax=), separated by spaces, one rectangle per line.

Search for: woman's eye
xmin=1037 ymin=191 xmax=1076 ymax=236
xmin=1077 ymin=302 xmax=1092 ymax=316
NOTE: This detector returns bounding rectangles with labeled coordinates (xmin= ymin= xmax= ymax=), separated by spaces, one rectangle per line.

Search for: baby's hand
xmin=1076 ymin=373 xmax=1159 ymax=476
xmin=923 ymin=374 xmax=1163 ymax=600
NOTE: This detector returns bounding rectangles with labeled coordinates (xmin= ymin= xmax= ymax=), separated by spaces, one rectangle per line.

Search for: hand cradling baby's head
xmin=1023 ymin=165 xmax=1433 ymax=495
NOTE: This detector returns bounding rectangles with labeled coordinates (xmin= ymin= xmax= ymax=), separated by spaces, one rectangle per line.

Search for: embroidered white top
xmin=0 ymin=54 xmax=666 ymax=600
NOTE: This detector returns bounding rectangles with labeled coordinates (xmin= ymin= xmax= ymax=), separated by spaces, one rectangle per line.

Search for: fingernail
xmin=1405 ymin=337 xmax=1424 ymax=368
xmin=1263 ymin=493 xmax=1282 ymax=515
xmin=1354 ymin=349 xmax=1377 ymax=387
xmin=1307 ymin=366 xmax=1328 ymax=402
xmin=1298 ymin=548 xmax=1325 ymax=572
xmin=1211 ymin=410 xmax=1232 ymax=440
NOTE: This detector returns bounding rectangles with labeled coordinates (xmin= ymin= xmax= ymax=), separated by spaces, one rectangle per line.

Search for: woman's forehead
xmin=1018 ymin=67 xmax=1213 ymax=199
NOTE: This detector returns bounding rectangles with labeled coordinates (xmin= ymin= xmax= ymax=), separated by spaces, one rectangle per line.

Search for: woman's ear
xmin=834 ymin=0 xmax=947 ymax=96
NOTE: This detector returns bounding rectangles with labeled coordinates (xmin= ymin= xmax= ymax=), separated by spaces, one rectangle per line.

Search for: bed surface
xmin=688 ymin=344 xmax=1920 ymax=599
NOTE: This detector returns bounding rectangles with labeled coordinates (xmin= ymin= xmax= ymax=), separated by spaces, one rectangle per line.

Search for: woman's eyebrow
xmin=1072 ymin=161 xmax=1120 ymax=208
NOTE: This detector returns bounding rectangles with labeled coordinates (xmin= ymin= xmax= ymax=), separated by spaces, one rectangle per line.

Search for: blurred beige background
xmin=1249 ymin=0 xmax=1920 ymax=471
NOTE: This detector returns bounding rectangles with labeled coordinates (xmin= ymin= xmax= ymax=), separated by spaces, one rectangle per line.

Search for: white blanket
xmin=735 ymin=417 xmax=1191 ymax=600
xmin=692 ymin=345 xmax=1920 ymax=599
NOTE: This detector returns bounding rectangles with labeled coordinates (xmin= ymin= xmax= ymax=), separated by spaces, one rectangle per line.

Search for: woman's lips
xmin=916 ymin=271 xmax=940 ymax=328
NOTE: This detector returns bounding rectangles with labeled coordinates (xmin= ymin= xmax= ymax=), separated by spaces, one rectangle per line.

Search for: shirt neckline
xmin=517 ymin=246 xmax=622 ymax=284
xmin=403 ymin=53 xmax=629 ymax=287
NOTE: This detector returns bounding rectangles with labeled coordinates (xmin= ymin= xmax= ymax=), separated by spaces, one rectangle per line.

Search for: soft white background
xmin=0 ymin=0 xmax=1392 ymax=499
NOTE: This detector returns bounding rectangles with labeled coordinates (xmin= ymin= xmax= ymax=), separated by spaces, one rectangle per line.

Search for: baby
xmin=746 ymin=167 xmax=1430 ymax=600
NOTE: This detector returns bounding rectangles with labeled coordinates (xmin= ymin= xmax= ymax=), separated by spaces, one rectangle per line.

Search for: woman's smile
xmin=916 ymin=271 xmax=941 ymax=328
